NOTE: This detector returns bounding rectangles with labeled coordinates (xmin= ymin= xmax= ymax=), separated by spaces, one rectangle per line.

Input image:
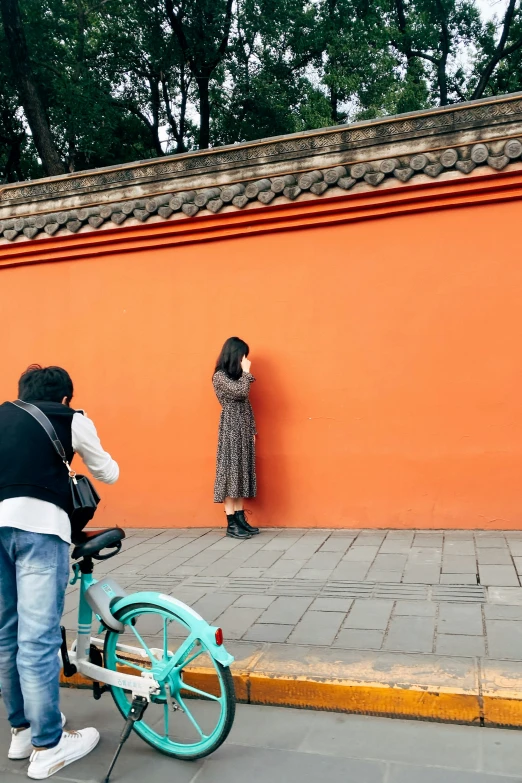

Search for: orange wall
xmin=1 ymin=194 xmax=522 ymax=529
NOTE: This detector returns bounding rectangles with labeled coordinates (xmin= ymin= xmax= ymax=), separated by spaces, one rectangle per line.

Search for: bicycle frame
xmin=65 ymin=565 xmax=234 ymax=701
xmin=66 ymin=569 xmax=160 ymax=700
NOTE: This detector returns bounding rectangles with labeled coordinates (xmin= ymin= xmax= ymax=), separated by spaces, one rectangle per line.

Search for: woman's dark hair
xmin=18 ymin=364 xmax=74 ymax=404
xmin=215 ymin=337 xmax=249 ymax=381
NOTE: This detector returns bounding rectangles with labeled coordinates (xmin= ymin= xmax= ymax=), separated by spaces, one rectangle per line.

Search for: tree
xmin=1 ymin=0 xmax=522 ymax=183
xmin=0 ymin=0 xmax=65 ymax=175
xmin=165 ymin=0 xmax=234 ymax=149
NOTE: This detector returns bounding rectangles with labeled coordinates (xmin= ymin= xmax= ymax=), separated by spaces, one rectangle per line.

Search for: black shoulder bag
xmin=10 ymin=400 xmax=100 ymax=541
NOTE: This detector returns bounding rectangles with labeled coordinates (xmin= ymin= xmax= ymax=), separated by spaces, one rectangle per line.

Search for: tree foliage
xmin=0 ymin=0 xmax=521 ymax=182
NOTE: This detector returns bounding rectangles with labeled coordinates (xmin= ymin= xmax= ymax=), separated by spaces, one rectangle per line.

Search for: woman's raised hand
xmin=241 ymin=356 xmax=251 ymax=374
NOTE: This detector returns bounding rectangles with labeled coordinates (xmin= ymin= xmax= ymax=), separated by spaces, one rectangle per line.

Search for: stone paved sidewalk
xmin=62 ymin=527 xmax=522 ymax=661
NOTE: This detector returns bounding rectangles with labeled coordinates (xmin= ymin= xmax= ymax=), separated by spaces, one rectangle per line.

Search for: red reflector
xmin=215 ymin=628 xmax=223 ymax=646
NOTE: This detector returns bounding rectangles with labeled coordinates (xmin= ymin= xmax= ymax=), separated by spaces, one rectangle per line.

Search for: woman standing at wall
xmin=213 ymin=337 xmax=259 ymax=539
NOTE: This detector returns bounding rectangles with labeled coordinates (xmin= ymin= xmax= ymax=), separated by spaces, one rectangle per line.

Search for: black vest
xmin=0 ymin=401 xmax=76 ymax=514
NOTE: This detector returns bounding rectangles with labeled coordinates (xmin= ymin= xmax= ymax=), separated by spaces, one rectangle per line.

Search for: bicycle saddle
xmin=72 ymin=527 xmax=125 ymax=560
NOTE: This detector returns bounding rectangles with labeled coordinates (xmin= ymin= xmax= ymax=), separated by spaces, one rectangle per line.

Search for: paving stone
xmin=233 ymin=594 xmax=276 ymax=609
xmin=352 ymin=536 xmax=385 ymax=547
xmin=394 ymin=601 xmax=437 ymax=617
xmin=220 ymin=544 xmax=266 ymax=565
xmin=402 ymin=565 xmax=440 ymax=583
xmin=258 ymin=596 xmax=314 ymax=625
xmin=342 ymin=546 xmax=379 ymax=562
xmin=202 ymin=559 xmax=246 ymax=576
xmin=477 ymin=549 xmax=513 ymax=565
xmin=438 ymin=603 xmax=483 ymax=636
xmin=318 ymin=537 xmax=356 ymax=553
xmin=478 ymin=565 xmax=519 ymax=586
xmin=207 ymin=537 xmax=243 ymax=551
xmin=384 ymin=616 xmax=435 ymax=653
xmin=378 ymin=539 xmax=412 ymax=554
xmin=330 ymin=563 xmax=370 ymax=580
xmin=475 ymin=537 xmax=508 ymax=548
xmin=241 ymin=550 xmax=284 ymax=568
xmin=371 ymin=554 xmax=408 ymax=570
xmin=263 ymin=559 xmax=307 ymax=578
xmin=242 ymin=623 xmax=293 ymax=642
xmin=197 ymin=746 xmax=386 ymax=783
xmin=385 ymin=531 xmax=414 ymax=541
xmin=288 ymin=610 xmax=345 ymax=645
xmin=388 ymin=764 xmax=509 ymax=783
xmin=260 ymin=536 xmax=304 ymax=551
xmin=512 ymin=557 xmax=522 ymax=573
xmin=413 ymin=536 xmax=443 ymax=548
xmin=191 ymin=592 xmax=238 ymax=622
xmin=442 ymin=556 xmax=477 ymax=574
xmin=443 ymin=541 xmax=476 ymax=556
xmin=365 ymin=569 xmax=403 ymax=582
xmin=173 ymin=538 xmax=221 ymax=558
xmin=344 ymin=599 xmax=394 ymax=630
xmin=310 ymin=597 xmax=354 ymax=613
xmin=140 ymin=556 xmax=188 ymax=575
xmin=303 ymin=707 xmax=481 ymax=767
xmin=333 ymin=629 xmax=384 ymax=649
xmin=280 ymin=538 xmax=328 ymax=560
xmin=214 ymin=606 xmax=264 ymax=639
xmin=435 ymin=634 xmax=486 ymax=657
xmin=407 ymin=548 xmax=442 ymax=565
xmin=304 ymin=552 xmax=343 ymax=570
xmin=296 ymin=569 xmax=333 ymax=580
xmin=439 ymin=573 xmax=478 ymax=584
xmin=184 ymin=549 xmax=227 ymax=566
xmin=507 ymin=540 xmax=522 ymax=556
xmin=484 ymin=604 xmax=522 ymax=620
xmin=488 ymin=586 xmax=522 ymax=604
xmin=169 ymin=564 xmax=205 ymax=576
xmin=124 ymin=549 xmax=167 ymax=566
xmin=486 ymin=619 xmax=522 ymax=659
xmin=231 ymin=568 xmax=269 ymax=578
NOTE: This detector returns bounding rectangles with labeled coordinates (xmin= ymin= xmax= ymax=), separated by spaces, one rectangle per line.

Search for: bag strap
xmin=9 ymin=400 xmax=75 ymax=475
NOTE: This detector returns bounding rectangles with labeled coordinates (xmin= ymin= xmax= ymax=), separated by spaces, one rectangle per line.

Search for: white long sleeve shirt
xmin=0 ymin=412 xmax=119 ymax=544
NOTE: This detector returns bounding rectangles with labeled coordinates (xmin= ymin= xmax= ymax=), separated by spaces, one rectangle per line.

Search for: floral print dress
xmin=213 ymin=370 xmax=257 ymax=502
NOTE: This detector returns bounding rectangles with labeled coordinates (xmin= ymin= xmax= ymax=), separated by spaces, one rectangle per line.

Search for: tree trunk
xmin=197 ymin=75 xmax=210 ymax=149
xmin=0 ymin=0 xmax=65 ymax=176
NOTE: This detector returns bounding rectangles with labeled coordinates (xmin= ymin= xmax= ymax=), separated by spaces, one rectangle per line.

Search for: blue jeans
xmin=0 ymin=528 xmax=69 ymax=748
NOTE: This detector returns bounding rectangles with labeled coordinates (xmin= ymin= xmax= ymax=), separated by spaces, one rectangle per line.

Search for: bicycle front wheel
xmin=103 ymin=601 xmax=235 ymax=760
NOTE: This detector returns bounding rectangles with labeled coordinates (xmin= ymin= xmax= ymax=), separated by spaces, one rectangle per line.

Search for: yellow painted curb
xmin=59 ymin=643 xmax=522 ymax=727
xmin=247 ymin=673 xmax=482 ymax=723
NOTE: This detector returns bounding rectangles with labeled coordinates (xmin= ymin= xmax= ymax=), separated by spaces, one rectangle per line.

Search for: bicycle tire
xmin=103 ymin=601 xmax=236 ymax=760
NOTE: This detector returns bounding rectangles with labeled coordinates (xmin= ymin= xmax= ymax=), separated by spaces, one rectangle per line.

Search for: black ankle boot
xmin=226 ymin=513 xmax=252 ymax=539
xmin=235 ymin=510 xmax=260 ymax=535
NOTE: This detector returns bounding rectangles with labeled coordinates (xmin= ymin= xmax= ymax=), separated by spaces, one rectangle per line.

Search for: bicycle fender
xmin=111 ymin=592 xmax=234 ymax=667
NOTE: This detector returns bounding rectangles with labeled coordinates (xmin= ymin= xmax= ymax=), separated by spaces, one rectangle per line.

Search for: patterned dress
xmin=213 ymin=370 xmax=257 ymax=502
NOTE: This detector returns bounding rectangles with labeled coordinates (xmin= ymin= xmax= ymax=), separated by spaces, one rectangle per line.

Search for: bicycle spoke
xmin=176 ymin=695 xmax=207 ymax=740
xmin=163 ymin=618 xmax=169 ymax=661
xmin=179 ymin=646 xmax=205 ymax=668
xmin=129 ymin=622 xmax=156 ymax=663
xmin=114 ymin=655 xmax=149 ymax=673
xmin=181 ymin=682 xmax=221 ymax=703
xmin=163 ymin=703 xmax=169 ymax=738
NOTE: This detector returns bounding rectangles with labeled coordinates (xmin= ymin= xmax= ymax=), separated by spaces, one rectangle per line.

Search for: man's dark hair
xmin=18 ymin=364 xmax=74 ymax=404
xmin=215 ymin=337 xmax=250 ymax=381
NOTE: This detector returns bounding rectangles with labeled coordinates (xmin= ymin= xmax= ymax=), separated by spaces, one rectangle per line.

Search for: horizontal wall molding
xmin=1 ymin=166 xmax=522 ymax=270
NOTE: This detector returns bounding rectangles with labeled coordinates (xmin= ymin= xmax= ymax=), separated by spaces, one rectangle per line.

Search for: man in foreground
xmin=0 ymin=365 xmax=119 ymax=779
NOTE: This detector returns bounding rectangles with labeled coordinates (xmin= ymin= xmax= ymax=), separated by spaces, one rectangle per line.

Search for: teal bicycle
xmin=60 ymin=528 xmax=236 ymax=780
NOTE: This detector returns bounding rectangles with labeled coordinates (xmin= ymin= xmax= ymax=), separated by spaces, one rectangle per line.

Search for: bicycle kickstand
xmin=102 ymin=696 xmax=148 ymax=783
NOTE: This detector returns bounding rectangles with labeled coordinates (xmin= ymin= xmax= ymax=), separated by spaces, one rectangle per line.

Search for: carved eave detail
xmin=1 ymin=93 xmax=522 ymax=244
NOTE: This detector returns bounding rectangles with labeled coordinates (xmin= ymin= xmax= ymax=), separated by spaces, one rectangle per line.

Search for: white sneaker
xmin=8 ymin=714 xmax=66 ymax=760
xmin=27 ymin=728 xmax=99 ymax=780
